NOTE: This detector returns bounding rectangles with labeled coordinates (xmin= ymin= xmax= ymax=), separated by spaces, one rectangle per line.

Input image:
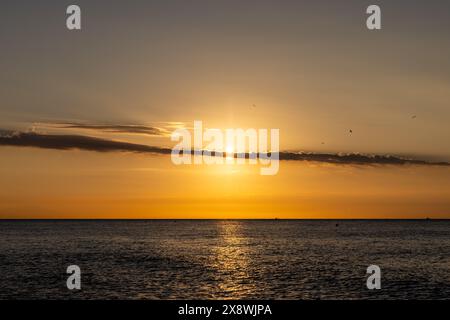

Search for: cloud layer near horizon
xmin=0 ymin=130 xmax=448 ymax=166
xmin=0 ymin=130 xmax=172 ymax=154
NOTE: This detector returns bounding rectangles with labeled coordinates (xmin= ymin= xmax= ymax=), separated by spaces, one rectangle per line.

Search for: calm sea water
xmin=0 ymin=220 xmax=449 ymax=300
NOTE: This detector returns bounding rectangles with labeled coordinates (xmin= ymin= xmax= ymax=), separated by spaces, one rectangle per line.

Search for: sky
xmin=0 ymin=0 xmax=450 ymax=218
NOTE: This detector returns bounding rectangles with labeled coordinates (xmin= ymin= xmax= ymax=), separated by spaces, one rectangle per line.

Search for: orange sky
xmin=1 ymin=1 xmax=450 ymax=218
xmin=1 ymin=147 xmax=449 ymax=219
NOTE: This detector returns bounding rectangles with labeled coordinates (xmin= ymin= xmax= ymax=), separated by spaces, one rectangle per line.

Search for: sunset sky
xmin=1 ymin=0 xmax=450 ymax=218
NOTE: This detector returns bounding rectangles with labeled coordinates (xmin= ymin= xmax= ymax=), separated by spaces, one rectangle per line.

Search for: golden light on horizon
xmin=225 ymin=144 xmax=234 ymax=155
xmin=1 ymin=147 xmax=449 ymax=219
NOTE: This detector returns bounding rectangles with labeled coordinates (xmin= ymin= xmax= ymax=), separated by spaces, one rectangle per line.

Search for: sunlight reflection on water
xmin=0 ymin=220 xmax=449 ymax=299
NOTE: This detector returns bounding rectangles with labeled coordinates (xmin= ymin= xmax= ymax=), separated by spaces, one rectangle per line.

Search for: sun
xmin=225 ymin=144 xmax=234 ymax=154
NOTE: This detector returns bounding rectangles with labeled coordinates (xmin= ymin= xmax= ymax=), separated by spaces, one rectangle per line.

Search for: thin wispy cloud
xmin=58 ymin=123 xmax=164 ymax=136
xmin=0 ymin=130 xmax=448 ymax=166
xmin=33 ymin=121 xmax=181 ymax=137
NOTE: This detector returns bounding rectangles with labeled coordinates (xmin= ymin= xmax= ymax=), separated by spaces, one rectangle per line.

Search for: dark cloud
xmin=46 ymin=122 xmax=165 ymax=136
xmin=0 ymin=131 xmax=171 ymax=154
xmin=0 ymin=130 xmax=448 ymax=166
xmin=277 ymin=152 xmax=449 ymax=166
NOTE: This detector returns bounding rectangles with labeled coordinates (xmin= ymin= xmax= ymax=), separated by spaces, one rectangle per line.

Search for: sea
xmin=0 ymin=220 xmax=449 ymax=299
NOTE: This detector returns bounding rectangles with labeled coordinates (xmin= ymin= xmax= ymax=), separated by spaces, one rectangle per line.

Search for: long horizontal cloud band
xmin=0 ymin=131 xmax=172 ymax=154
xmin=0 ymin=131 xmax=448 ymax=166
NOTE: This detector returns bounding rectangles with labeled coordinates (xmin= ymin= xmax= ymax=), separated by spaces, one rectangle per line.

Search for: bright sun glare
xmin=225 ymin=144 xmax=234 ymax=154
